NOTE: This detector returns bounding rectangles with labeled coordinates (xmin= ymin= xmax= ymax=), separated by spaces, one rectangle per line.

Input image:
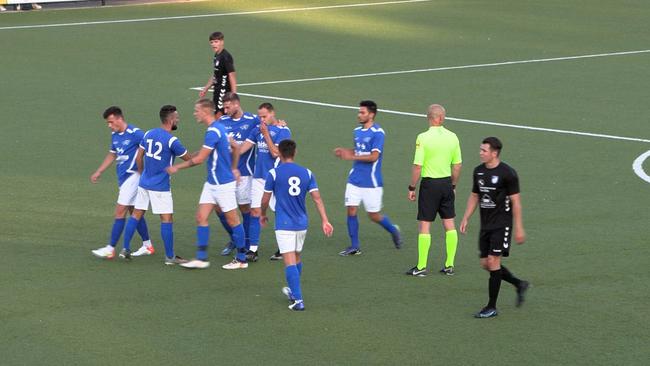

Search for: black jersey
xmin=472 ymin=162 xmax=520 ymax=230
xmin=213 ymin=49 xmax=235 ymax=91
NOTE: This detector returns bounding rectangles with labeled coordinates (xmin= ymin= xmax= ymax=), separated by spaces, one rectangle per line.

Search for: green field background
xmin=1 ymin=1 xmax=649 ymax=365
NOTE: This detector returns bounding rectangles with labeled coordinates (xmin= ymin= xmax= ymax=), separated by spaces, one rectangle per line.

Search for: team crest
xmin=122 ymin=140 xmax=131 ymax=145
xmin=363 ymin=137 xmax=371 ymax=143
xmin=491 ymin=176 xmax=499 ymax=184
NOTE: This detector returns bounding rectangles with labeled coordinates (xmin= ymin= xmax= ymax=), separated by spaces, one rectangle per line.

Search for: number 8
xmin=288 ymin=176 xmax=301 ymax=196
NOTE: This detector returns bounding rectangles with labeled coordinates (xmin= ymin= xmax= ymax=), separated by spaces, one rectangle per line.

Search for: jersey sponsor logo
xmin=115 ymin=147 xmax=126 ymax=155
xmin=491 ymin=175 xmax=499 ymax=184
xmin=480 ymin=194 xmax=496 ymax=209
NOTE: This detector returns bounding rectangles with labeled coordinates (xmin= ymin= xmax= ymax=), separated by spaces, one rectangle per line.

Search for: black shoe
xmin=269 ymin=250 xmax=282 ymax=261
xmin=516 ymin=281 xmax=530 ymax=307
xmin=118 ymin=248 xmax=131 ymax=260
xmin=405 ymin=266 xmax=427 ymax=277
xmin=338 ymin=247 xmax=362 ymax=256
xmin=245 ymin=250 xmax=258 ymax=262
xmin=391 ymin=225 xmax=402 ymax=249
xmin=474 ymin=307 xmax=498 ymax=318
xmin=439 ymin=266 xmax=454 ymax=276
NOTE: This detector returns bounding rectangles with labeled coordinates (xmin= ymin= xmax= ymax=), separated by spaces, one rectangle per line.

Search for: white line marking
xmin=237 ymin=49 xmax=650 ymax=86
xmin=0 ymin=0 xmax=431 ymax=30
xmin=633 ymin=151 xmax=650 ymax=183
xmin=225 ymin=91 xmax=650 ymax=144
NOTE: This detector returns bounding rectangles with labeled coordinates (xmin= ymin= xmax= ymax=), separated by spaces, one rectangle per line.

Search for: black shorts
xmin=417 ymin=177 xmax=455 ymax=221
xmin=479 ymin=227 xmax=512 ymax=258
xmin=213 ymin=86 xmax=229 ymax=114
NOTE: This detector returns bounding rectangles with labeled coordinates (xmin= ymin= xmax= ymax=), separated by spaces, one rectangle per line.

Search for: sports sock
xmin=297 ymin=261 xmax=303 ymax=276
xmin=501 ymin=266 xmax=522 ymax=287
xmin=231 ymin=224 xmax=247 ymax=262
xmin=109 ymin=218 xmax=126 ymax=246
xmin=285 ymin=265 xmax=302 ymax=301
xmin=242 ymin=212 xmax=251 ymax=248
xmin=347 ymin=215 xmax=360 ymax=249
xmin=249 ymin=215 xmax=261 ymax=252
xmin=377 ymin=216 xmax=398 ymax=234
xmin=196 ymin=225 xmax=210 ymax=260
xmin=122 ymin=217 xmax=139 ymax=251
xmin=161 ymin=222 xmax=174 ymax=258
xmin=417 ymin=234 xmax=431 ymax=270
xmin=444 ymin=229 xmax=458 ymax=268
xmin=487 ymin=269 xmax=502 ymax=308
xmin=136 ymin=216 xmax=150 ymax=242
xmin=217 ymin=212 xmax=234 ymax=241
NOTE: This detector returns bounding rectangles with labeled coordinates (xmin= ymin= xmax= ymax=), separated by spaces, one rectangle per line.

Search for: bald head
xmin=427 ymin=104 xmax=446 ymax=126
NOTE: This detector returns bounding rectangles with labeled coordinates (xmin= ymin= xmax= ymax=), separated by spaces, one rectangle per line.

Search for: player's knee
xmin=225 ymin=212 xmax=240 ymax=227
xmin=347 ymin=206 xmax=358 ymax=216
xmin=368 ymin=212 xmax=382 ymax=222
xmin=195 ymin=212 xmax=209 ymax=225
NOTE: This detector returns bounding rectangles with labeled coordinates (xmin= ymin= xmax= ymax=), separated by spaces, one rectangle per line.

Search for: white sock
xmin=249 ymin=245 xmax=258 ymax=252
xmin=143 ymin=240 xmax=152 ymax=247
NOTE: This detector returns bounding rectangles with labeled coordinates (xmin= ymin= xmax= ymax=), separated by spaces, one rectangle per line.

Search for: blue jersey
xmin=110 ymin=124 xmax=144 ymax=186
xmin=203 ymin=121 xmax=235 ymax=185
xmin=218 ymin=112 xmax=260 ymax=176
xmin=264 ymin=162 xmax=318 ymax=231
xmin=348 ymin=123 xmax=385 ymax=188
xmin=247 ymin=124 xmax=292 ymax=179
xmin=139 ymin=128 xmax=187 ymax=191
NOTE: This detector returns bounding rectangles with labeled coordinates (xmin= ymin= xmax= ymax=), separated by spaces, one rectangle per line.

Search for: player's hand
xmin=459 ymin=218 xmax=469 ymax=234
xmin=166 ymin=166 xmax=178 ymax=175
xmin=90 ymin=171 xmax=101 ymax=183
xmin=407 ymin=190 xmax=416 ymax=201
xmin=322 ymin=221 xmax=334 ymax=237
xmin=199 ymin=88 xmax=208 ymax=98
xmin=232 ymin=168 xmax=241 ymax=182
xmin=336 ymin=149 xmax=354 ymax=160
xmin=277 ymin=119 xmax=287 ymax=127
xmin=515 ymin=227 xmax=526 ymax=244
xmin=260 ymin=215 xmax=269 ymax=228
xmin=333 ymin=148 xmax=343 ymax=158
xmin=259 ymin=121 xmax=268 ymax=133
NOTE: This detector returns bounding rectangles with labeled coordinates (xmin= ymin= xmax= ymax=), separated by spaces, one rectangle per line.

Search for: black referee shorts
xmin=417 ymin=177 xmax=455 ymax=222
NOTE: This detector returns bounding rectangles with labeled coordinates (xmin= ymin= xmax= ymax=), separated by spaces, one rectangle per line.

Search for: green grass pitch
xmin=1 ymin=1 xmax=649 ymax=364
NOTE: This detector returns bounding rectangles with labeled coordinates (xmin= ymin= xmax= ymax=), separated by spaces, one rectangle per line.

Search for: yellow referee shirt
xmin=413 ymin=126 xmax=461 ymax=178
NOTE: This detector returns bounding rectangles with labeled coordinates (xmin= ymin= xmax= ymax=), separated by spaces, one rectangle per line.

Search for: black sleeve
xmin=505 ymin=167 xmax=520 ymax=196
xmin=224 ymin=53 xmax=235 ymax=74
xmin=471 ymin=168 xmax=480 ymax=194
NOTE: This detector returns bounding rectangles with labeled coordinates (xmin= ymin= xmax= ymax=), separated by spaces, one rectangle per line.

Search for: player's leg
xmin=439 ymin=181 xmax=458 ymax=274
xmin=247 ymin=178 xmax=265 ymax=260
xmin=91 ymin=203 xmax=129 ymax=259
xmin=406 ymin=179 xmax=436 ymax=275
xmin=181 ymin=203 xmax=215 ymax=269
xmin=148 ymin=191 xmax=176 ymax=263
xmin=235 ymin=177 xmax=253 ymax=251
xmin=365 ymin=187 xmax=401 ymax=249
xmin=496 ymin=226 xmax=529 ymax=306
xmin=120 ymin=208 xmax=145 ymax=259
xmin=340 ymin=184 xmax=362 ymax=256
xmin=213 ymin=205 xmax=235 ymax=255
xmin=279 ymin=230 xmax=306 ymax=310
xmin=475 ymin=231 xmax=501 ymax=318
xmin=217 ymin=182 xmax=247 ymax=269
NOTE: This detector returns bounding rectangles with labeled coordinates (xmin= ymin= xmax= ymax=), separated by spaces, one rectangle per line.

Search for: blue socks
xmin=378 ymin=216 xmax=398 ymax=234
xmin=109 ymin=218 xmax=126 ymax=246
xmin=217 ymin=212 xmax=234 ymax=241
xmin=137 ymin=217 xmax=150 ymax=241
xmin=231 ymin=224 xmax=247 ymax=262
xmin=285 ymin=264 xmax=302 ymax=301
xmin=249 ymin=215 xmax=261 ymax=251
xmin=122 ymin=217 xmax=139 ymax=251
xmin=161 ymin=222 xmax=174 ymax=258
xmin=297 ymin=261 xmax=303 ymax=275
xmin=196 ymin=225 xmax=210 ymax=260
xmin=242 ymin=212 xmax=251 ymax=248
xmin=347 ymin=215 xmax=360 ymax=249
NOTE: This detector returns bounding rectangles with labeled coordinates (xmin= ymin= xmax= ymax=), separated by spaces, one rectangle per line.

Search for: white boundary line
xmin=632 ymin=151 xmax=650 ymax=183
xmin=0 ymin=0 xmax=431 ymax=30
xmin=238 ymin=49 xmax=650 ymax=86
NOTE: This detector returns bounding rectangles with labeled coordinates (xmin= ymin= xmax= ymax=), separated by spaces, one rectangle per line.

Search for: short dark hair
xmin=209 ymin=31 xmax=224 ymax=41
xmin=223 ymin=92 xmax=240 ymax=103
xmin=258 ymin=102 xmax=274 ymax=112
xmin=359 ymin=100 xmax=377 ymax=115
xmin=159 ymin=105 xmax=177 ymax=123
xmin=278 ymin=139 xmax=297 ymax=159
xmin=195 ymin=98 xmax=215 ymax=111
xmin=103 ymin=106 xmax=123 ymax=119
xmin=482 ymin=137 xmax=503 ymax=156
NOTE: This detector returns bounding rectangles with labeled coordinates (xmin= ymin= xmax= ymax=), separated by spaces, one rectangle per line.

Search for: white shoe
xmin=0 ymin=6 xmax=7 ymax=12
xmin=180 ymin=259 xmax=210 ymax=269
xmin=92 ymin=245 xmax=116 ymax=259
xmin=132 ymin=244 xmax=155 ymax=257
xmin=222 ymin=259 xmax=248 ymax=270
xmin=32 ymin=3 xmax=42 ymax=10
xmin=16 ymin=4 xmax=21 ymax=10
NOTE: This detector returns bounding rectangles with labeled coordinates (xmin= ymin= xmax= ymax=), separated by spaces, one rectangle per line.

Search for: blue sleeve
xmin=134 ymin=129 xmax=145 ymax=143
xmin=139 ymin=131 xmax=149 ymax=150
xmin=264 ymin=170 xmax=276 ymax=192
xmin=246 ymin=126 xmax=260 ymax=143
xmin=276 ymin=128 xmax=291 ymax=144
xmin=372 ymin=130 xmax=385 ymax=152
xmin=171 ymin=138 xmax=187 ymax=157
xmin=203 ymin=129 xmax=219 ymax=149
xmin=308 ymin=170 xmax=318 ymax=191
xmin=109 ymin=140 xmax=116 ymax=153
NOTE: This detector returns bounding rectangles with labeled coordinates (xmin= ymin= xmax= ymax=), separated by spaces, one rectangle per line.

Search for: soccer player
xmin=117 ymin=105 xmax=191 ymax=265
xmin=167 ymin=99 xmax=248 ymax=270
xmin=91 ymin=106 xmax=154 ymax=259
xmin=239 ymin=102 xmax=291 ymax=261
xmin=260 ymin=140 xmax=333 ymax=311
xmin=214 ymin=92 xmax=260 ymax=258
xmin=198 ymin=31 xmax=236 ymax=119
xmin=334 ymin=100 xmax=401 ymax=256
xmin=459 ymin=137 xmax=529 ymax=318
xmin=406 ymin=104 xmax=461 ymax=276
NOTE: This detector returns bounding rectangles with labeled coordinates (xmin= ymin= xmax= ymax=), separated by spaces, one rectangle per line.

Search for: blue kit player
xmin=167 ymin=99 xmax=248 ymax=270
xmin=91 ymin=106 xmax=154 ymax=259
xmin=260 ymin=139 xmax=333 ymax=311
xmin=239 ymin=102 xmax=291 ymax=261
xmin=333 ymin=100 xmax=402 ymax=256
xmin=117 ymin=105 xmax=191 ymax=265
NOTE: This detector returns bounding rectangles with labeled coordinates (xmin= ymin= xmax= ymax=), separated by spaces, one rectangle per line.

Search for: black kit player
xmin=199 ymin=31 xmax=237 ymax=119
xmin=459 ymin=137 xmax=530 ymax=318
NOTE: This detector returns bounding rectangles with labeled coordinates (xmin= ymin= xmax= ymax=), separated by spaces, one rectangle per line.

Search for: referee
xmin=199 ymin=31 xmax=237 ymax=119
xmin=459 ymin=137 xmax=529 ymax=318
xmin=406 ymin=104 xmax=462 ymax=277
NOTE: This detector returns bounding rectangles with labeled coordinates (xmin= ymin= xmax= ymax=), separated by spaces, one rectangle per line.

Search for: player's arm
xmin=260 ymin=191 xmax=272 ymax=227
xmin=408 ymin=164 xmax=422 ymax=201
xmin=451 ymin=163 xmax=462 ymax=189
xmin=166 ymin=147 xmax=211 ymax=174
xmin=509 ymin=193 xmax=526 ymax=244
xmin=90 ymin=152 xmax=116 ymax=183
xmin=135 ymin=147 xmax=145 ymax=173
xmin=230 ymin=138 xmax=241 ymax=175
xmin=459 ymin=192 xmax=479 ymax=234
xmin=239 ymin=140 xmax=255 ymax=155
xmin=199 ymin=75 xmax=214 ymax=98
xmin=228 ymin=72 xmax=237 ymax=93
xmin=333 ymin=147 xmax=354 ymax=159
xmin=310 ymin=190 xmax=334 ymax=237
xmin=260 ymin=123 xmax=281 ymax=158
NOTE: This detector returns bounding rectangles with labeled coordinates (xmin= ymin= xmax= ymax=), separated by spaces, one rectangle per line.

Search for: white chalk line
xmin=0 ymin=0 xmax=431 ymax=30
